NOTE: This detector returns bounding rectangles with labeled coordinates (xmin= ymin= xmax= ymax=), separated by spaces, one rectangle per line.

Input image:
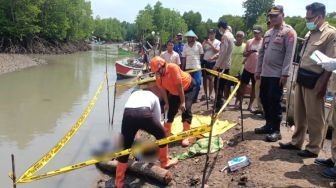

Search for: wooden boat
xmin=115 ymin=59 xmax=144 ymax=79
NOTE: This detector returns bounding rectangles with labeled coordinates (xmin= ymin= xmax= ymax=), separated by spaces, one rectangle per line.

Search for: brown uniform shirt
xmin=300 ymin=22 xmax=336 ymax=74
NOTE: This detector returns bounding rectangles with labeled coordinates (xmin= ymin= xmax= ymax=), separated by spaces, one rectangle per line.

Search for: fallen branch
xmin=96 ymin=160 xmax=172 ymax=185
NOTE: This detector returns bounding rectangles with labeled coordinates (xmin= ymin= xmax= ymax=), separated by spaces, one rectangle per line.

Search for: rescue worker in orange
xmin=150 ymin=56 xmax=197 ymax=147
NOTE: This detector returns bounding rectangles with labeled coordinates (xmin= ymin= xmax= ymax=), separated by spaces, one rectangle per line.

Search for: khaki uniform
xmin=292 ymin=22 xmax=336 ymax=154
xmin=252 ymin=79 xmax=263 ymax=111
xmin=330 ymin=98 xmax=336 ymax=164
xmin=327 ymin=74 xmax=336 ymax=164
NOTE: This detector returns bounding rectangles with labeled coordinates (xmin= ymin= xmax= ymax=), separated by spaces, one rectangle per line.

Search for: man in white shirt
xmin=202 ymin=29 xmax=220 ymax=100
xmin=160 ymin=39 xmax=181 ymax=65
xmin=213 ymin=20 xmax=235 ymax=112
xmin=182 ymin=30 xmax=204 ymax=102
xmin=115 ymin=87 xmax=178 ymax=188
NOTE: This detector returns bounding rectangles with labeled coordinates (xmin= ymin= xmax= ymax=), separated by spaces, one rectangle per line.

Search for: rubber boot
xmin=159 ymin=145 xmax=178 ymax=168
xmin=181 ymin=122 xmax=195 ymax=147
xmin=164 ymin=122 xmax=172 ymax=136
xmin=115 ymin=162 xmax=128 ymax=188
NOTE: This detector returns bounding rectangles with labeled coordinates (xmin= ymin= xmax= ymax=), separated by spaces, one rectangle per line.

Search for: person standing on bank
xmin=174 ymin=33 xmax=184 ymax=65
xmin=115 ymin=88 xmax=178 ymax=188
xmin=280 ymin=2 xmax=336 ymax=158
xmin=240 ymin=25 xmax=263 ymax=112
xmin=182 ymin=30 xmax=204 ymax=102
xmin=213 ymin=20 xmax=235 ymax=112
xmin=201 ymin=29 xmax=221 ymax=100
xmin=150 ymin=56 xmax=197 ymax=147
xmin=230 ymin=31 xmax=246 ymax=107
xmin=161 ymin=39 xmax=181 ymax=65
xmin=254 ymin=5 xmax=297 ymax=142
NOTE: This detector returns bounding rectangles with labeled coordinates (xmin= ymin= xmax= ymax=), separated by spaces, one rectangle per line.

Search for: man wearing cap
xmin=174 ymin=33 xmax=184 ymax=64
xmin=239 ymin=25 xmax=263 ymax=112
xmin=213 ymin=20 xmax=235 ymax=112
xmin=202 ymin=29 xmax=221 ymax=100
xmin=255 ymin=5 xmax=297 ymax=142
xmin=150 ymin=56 xmax=197 ymax=147
xmin=182 ymin=30 xmax=204 ymax=102
xmin=280 ymin=2 xmax=336 ymax=158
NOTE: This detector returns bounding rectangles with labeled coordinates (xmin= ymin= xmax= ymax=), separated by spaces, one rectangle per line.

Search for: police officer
xmin=280 ymin=2 xmax=336 ymax=158
xmin=255 ymin=5 xmax=297 ymax=142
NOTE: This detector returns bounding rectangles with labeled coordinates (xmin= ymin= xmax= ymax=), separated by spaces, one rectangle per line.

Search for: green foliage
xmin=65 ymin=0 xmax=94 ymax=41
xmin=219 ymin=15 xmax=245 ymax=34
xmin=93 ymin=17 xmax=126 ymax=42
xmin=0 ymin=0 xmax=93 ymax=44
xmin=133 ymin=1 xmax=187 ymax=44
xmin=0 ymin=0 xmax=43 ymax=39
xmin=39 ymin=0 xmax=70 ymax=40
xmin=183 ymin=11 xmax=202 ymax=31
xmin=243 ymin=0 xmax=274 ymax=28
xmin=326 ymin=12 xmax=336 ymax=28
xmin=285 ymin=16 xmax=307 ymax=38
xmin=1 ymin=0 xmax=335 ymax=50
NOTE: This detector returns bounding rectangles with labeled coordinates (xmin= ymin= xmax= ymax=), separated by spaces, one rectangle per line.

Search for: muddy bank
xmin=1 ymin=39 xmax=91 ymax=54
xmin=0 ymin=54 xmax=46 ymax=75
xmin=96 ymin=97 xmax=332 ymax=188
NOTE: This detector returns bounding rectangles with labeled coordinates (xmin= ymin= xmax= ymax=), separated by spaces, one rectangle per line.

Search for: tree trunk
xmin=96 ymin=160 xmax=172 ymax=185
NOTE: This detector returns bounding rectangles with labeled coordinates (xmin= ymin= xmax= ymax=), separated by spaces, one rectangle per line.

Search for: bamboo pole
xmin=11 ymin=154 xmax=16 ymax=188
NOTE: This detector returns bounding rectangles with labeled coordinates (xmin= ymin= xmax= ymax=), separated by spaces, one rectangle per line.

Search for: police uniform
xmin=255 ymin=23 xmax=297 ymax=138
xmin=291 ymin=22 xmax=336 ymax=155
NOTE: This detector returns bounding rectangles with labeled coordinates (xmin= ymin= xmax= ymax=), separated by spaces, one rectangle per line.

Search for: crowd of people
xmin=114 ymin=2 xmax=336 ymax=187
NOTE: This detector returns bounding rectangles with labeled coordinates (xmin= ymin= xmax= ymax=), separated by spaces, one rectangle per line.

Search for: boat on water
xmin=115 ymin=58 xmax=146 ymax=79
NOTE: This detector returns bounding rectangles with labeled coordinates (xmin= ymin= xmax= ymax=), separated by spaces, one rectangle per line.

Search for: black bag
xmin=296 ymin=68 xmax=322 ymax=89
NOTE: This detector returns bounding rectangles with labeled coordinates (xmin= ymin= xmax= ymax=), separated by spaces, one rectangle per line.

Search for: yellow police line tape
xmin=14 ymin=78 xmax=106 ymax=183
xmin=14 ymin=69 xmax=240 ymax=184
xmin=17 ymin=125 xmax=212 ymax=183
xmin=115 ymin=68 xmax=239 ymax=87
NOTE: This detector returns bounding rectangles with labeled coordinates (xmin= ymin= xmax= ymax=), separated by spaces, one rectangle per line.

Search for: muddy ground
xmin=96 ymin=96 xmax=333 ymax=188
xmin=0 ymin=54 xmax=46 ymax=75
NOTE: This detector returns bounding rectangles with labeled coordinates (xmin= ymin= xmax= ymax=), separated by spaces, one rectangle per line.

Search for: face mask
xmin=306 ymin=22 xmax=317 ymax=31
xmin=219 ymin=30 xmax=224 ymax=35
xmin=306 ymin=17 xmax=318 ymax=31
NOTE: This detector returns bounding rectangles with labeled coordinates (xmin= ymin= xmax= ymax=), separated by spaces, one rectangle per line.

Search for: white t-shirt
xmin=203 ymin=39 xmax=220 ymax=61
xmin=182 ymin=41 xmax=204 ymax=69
xmin=160 ymin=51 xmax=181 ymax=65
xmin=124 ymin=90 xmax=161 ymax=121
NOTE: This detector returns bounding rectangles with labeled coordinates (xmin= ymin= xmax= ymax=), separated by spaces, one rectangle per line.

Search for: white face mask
xmin=219 ymin=30 xmax=224 ymax=35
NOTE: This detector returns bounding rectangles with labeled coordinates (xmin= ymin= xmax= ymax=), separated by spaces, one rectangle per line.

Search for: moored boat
xmin=115 ymin=59 xmax=144 ymax=79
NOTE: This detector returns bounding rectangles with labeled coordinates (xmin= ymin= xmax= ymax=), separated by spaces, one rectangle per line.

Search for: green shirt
xmin=230 ymin=42 xmax=246 ymax=76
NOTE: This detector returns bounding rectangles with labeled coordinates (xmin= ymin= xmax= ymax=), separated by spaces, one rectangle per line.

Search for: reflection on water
xmin=0 ymin=45 xmax=136 ymax=188
xmin=0 ymin=54 xmax=91 ymax=149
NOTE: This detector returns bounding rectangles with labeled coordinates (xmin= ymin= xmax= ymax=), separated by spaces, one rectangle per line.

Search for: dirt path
xmin=0 ymin=54 xmax=46 ymax=75
xmin=96 ymin=97 xmax=333 ymax=188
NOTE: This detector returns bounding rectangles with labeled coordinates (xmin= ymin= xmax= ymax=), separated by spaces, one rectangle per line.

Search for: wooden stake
xmin=201 ymin=71 xmax=221 ymax=188
xmin=11 ymin=154 xmax=16 ymax=188
xmin=240 ymin=93 xmax=244 ymax=141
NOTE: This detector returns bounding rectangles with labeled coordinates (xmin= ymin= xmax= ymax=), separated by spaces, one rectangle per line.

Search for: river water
xmin=0 ymin=45 xmax=135 ymax=188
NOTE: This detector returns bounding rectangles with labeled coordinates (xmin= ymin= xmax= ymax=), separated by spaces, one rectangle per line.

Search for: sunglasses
xmin=269 ymin=14 xmax=279 ymax=18
xmin=305 ymin=16 xmax=318 ymax=22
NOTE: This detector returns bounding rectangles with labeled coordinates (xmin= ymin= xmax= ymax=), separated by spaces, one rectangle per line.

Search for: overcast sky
xmin=90 ymin=0 xmax=336 ymax=22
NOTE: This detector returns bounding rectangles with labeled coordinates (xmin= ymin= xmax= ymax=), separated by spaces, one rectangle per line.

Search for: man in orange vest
xmin=150 ymin=56 xmax=197 ymax=147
